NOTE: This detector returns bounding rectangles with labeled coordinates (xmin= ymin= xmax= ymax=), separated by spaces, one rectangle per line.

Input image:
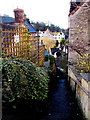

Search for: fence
xmin=1 ymin=23 xmax=39 ymax=64
xmin=38 ymin=44 xmax=45 ymax=66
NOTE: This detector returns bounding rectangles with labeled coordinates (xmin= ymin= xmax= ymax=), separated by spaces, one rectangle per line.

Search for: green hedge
xmin=44 ymin=55 xmax=55 ymax=66
xmin=2 ymin=58 xmax=50 ymax=109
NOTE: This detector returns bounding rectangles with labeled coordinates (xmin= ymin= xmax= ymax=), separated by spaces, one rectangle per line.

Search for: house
xmin=51 ymin=32 xmax=65 ymax=42
xmin=39 ymin=28 xmax=65 ymax=47
xmin=39 ymin=28 xmax=53 ymax=38
xmin=39 ymin=28 xmax=65 ymax=42
xmin=39 ymin=28 xmax=65 ymax=52
xmin=1 ymin=8 xmax=46 ymax=67
xmin=1 ymin=8 xmax=37 ymax=35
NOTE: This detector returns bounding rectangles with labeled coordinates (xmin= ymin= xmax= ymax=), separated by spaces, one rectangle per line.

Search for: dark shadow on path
xmin=40 ymin=77 xmax=85 ymax=120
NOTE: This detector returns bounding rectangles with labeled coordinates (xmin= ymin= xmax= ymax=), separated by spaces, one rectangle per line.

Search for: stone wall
xmin=68 ymin=66 xmax=90 ymax=120
xmin=68 ymin=0 xmax=90 ymax=63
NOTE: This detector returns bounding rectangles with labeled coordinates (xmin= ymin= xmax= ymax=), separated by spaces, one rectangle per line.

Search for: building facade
xmin=69 ymin=0 xmax=90 ymax=63
xmin=1 ymin=8 xmax=37 ymax=35
xmin=39 ymin=28 xmax=65 ymax=42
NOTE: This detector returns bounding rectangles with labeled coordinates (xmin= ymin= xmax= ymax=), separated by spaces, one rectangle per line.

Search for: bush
xmin=44 ymin=55 xmax=49 ymax=61
xmin=60 ymin=38 xmax=65 ymax=45
xmin=55 ymin=40 xmax=59 ymax=47
xmin=48 ymin=55 xmax=55 ymax=66
xmin=2 ymin=58 xmax=50 ymax=110
xmin=44 ymin=55 xmax=55 ymax=66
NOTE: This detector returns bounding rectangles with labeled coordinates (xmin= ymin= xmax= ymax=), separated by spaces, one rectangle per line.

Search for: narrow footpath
xmin=40 ymin=77 xmax=85 ymax=120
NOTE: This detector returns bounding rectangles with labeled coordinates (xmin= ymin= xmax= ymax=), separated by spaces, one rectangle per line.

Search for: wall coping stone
xmin=68 ymin=65 xmax=90 ymax=98
xmin=68 ymin=65 xmax=82 ymax=81
xmin=80 ymin=73 xmax=90 ymax=82
xmin=68 ymin=65 xmax=90 ymax=82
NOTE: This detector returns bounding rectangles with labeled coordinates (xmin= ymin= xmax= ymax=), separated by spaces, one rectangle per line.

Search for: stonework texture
xmin=69 ymin=1 xmax=90 ymax=63
xmin=68 ymin=67 xmax=90 ymax=120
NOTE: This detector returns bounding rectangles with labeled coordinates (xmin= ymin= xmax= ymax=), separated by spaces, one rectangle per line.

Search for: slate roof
xmin=24 ymin=20 xmax=36 ymax=33
xmin=1 ymin=16 xmax=36 ymax=33
xmin=69 ymin=2 xmax=81 ymax=13
xmin=44 ymin=50 xmax=51 ymax=56
xmin=2 ymin=16 xmax=14 ymax=23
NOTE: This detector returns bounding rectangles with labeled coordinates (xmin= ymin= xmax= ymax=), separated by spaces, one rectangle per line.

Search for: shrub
xmin=48 ymin=55 xmax=55 ymax=66
xmin=44 ymin=55 xmax=55 ymax=66
xmin=55 ymin=40 xmax=59 ymax=47
xmin=44 ymin=55 xmax=48 ymax=61
xmin=2 ymin=58 xmax=50 ymax=109
xmin=60 ymin=38 xmax=65 ymax=45
xmin=65 ymin=40 xmax=68 ymax=45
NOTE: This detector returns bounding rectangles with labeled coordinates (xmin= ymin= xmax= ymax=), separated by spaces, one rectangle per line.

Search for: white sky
xmin=0 ymin=0 xmax=70 ymax=29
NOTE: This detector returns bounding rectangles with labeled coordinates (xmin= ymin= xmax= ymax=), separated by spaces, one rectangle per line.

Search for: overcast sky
xmin=0 ymin=0 xmax=70 ymax=29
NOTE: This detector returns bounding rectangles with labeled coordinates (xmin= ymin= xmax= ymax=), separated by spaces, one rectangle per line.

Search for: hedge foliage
xmin=44 ymin=55 xmax=55 ymax=66
xmin=2 ymin=58 xmax=50 ymax=108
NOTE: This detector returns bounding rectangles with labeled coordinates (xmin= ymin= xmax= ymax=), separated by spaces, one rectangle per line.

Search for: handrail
xmin=68 ymin=75 xmax=90 ymax=98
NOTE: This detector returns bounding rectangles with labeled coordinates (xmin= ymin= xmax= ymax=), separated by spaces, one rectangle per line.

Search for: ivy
xmin=2 ymin=58 xmax=50 ymax=109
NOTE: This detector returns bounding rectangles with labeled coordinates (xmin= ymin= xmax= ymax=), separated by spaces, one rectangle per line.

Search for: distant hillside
xmin=31 ymin=21 xmax=61 ymax=32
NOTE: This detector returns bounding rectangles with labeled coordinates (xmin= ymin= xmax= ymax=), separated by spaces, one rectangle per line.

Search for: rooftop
xmin=1 ymin=16 xmax=36 ymax=33
xmin=1 ymin=16 xmax=14 ymax=23
xmin=69 ymin=1 xmax=85 ymax=16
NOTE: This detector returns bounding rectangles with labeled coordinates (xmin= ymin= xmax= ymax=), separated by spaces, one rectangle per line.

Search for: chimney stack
xmin=14 ymin=8 xmax=24 ymax=24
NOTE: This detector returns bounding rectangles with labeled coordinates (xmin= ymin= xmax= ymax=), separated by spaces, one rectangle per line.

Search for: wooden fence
xmin=1 ymin=23 xmax=39 ymax=64
xmin=38 ymin=44 xmax=45 ymax=66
